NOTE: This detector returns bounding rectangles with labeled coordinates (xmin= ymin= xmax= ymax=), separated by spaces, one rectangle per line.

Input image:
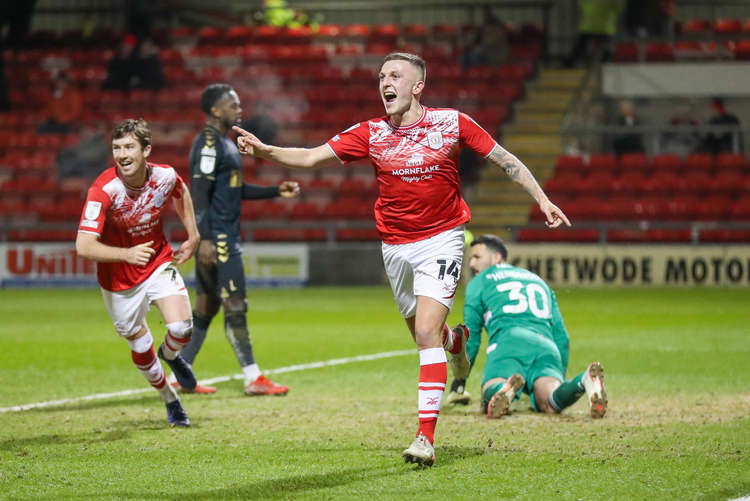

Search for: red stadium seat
xmin=652 ymin=153 xmax=682 ymax=172
xmin=344 ymin=24 xmax=371 ymax=38
xmin=695 ymin=196 xmax=733 ymax=220
xmin=254 ymin=25 xmax=284 ymax=41
xmin=714 ymin=19 xmax=742 ymax=34
xmin=372 ymin=24 xmax=399 ymax=40
xmin=517 ymin=228 xmax=599 ymax=243
xmin=709 ymin=170 xmax=744 ymax=193
xmin=664 ymin=195 xmax=699 ymax=220
xmin=633 ymin=197 xmax=669 ymax=219
xmin=675 ymin=170 xmax=711 ymax=193
xmin=699 ymin=229 xmax=750 ymax=242
xmin=614 ymin=43 xmax=639 ymax=62
xmin=253 ymin=228 xmax=327 ymax=242
xmin=618 ymin=153 xmax=650 ymax=172
xmin=607 ymin=229 xmax=649 ymax=243
xmin=404 ymin=24 xmax=428 ymax=39
xmin=335 ymin=228 xmax=380 ymax=241
xmin=588 ymin=153 xmax=617 ymax=171
xmin=563 ymin=196 xmax=604 ymax=220
xmin=646 ymin=42 xmax=674 ymax=62
xmin=646 ymin=229 xmax=692 ymax=242
xmin=544 ymin=172 xmax=582 ymax=196
xmin=716 ymin=153 xmax=747 ymax=171
xmin=612 ymin=171 xmax=648 ymax=195
xmin=225 ymin=25 xmax=254 ymax=45
xmin=197 ymin=26 xmax=224 ymax=45
xmin=732 ymin=40 xmax=750 ymax=60
xmin=432 ymin=24 xmax=458 ymax=37
xmin=730 ymin=197 xmax=750 ymax=220
xmin=681 ymin=19 xmax=713 ymax=34
xmin=555 ymin=155 xmax=586 ymax=174
xmin=641 ymin=172 xmax=678 ymax=194
xmin=314 ymin=24 xmax=342 ymax=38
xmin=289 ymin=202 xmax=322 ymax=220
xmin=575 ymin=171 xmax=616 ymax=195
xmin=683 ymin=153 xmax=715 ymax=171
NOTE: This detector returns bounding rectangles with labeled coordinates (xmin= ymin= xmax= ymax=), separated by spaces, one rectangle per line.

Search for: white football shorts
xmin=101 ymin=261 xmax=189 ymax=337
xmin=382 ymin=225 xmax=465 ymax=318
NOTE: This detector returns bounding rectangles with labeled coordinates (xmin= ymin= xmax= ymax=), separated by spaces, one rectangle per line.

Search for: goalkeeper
xmin=449 ymin=234 xmax=607 ymax=419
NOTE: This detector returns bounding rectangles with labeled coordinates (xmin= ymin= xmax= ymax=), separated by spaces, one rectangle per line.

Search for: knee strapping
xmin=166 ymin=319 xmax=193 ymax=340
xmin=127 ymin=331 xmax=154 ymax=353
xmin=223 ymin=297 xmax=247 ymax=327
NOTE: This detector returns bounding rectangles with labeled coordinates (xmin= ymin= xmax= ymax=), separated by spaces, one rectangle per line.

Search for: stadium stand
xmin=0 ymin=17 xmax=541 ymax=244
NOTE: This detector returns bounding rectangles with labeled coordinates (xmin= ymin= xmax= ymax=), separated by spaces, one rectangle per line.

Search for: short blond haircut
xmin=383 ymin=52 xmax=426 ymax=83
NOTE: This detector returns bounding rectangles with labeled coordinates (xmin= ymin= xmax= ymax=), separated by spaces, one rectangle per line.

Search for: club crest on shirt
xmin=200 ymin=146 xmax=216 ymax=174
xmin=153 ymin=191 xmax=164 ymax=208
xmin=427 ymin=131 xmax=444 ymax=150
xmin=85 ymin=201 xmax=102 ymax=220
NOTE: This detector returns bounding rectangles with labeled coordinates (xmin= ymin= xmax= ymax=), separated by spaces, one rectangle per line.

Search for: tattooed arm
xmin=487 ymin=144 xmax=571 ymax=228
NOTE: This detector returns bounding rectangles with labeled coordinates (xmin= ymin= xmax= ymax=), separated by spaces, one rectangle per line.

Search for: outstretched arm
xmin=487 ymin=144 xmax=571 ymax=228
xmin=233 ymin=126 xmax=339 ymax=170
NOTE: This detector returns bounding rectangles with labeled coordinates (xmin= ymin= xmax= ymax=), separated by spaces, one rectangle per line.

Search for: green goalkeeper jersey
xmin=464 ymin=263 xmax=570 ymax=376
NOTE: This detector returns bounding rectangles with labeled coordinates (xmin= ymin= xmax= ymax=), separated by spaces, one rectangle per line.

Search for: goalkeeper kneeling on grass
xmin=447 ymin=234 xmax=607 ymax=419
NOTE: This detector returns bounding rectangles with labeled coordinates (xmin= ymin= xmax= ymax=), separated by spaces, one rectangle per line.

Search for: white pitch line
xmin=0 ymin=349 xmax=415 ymax=414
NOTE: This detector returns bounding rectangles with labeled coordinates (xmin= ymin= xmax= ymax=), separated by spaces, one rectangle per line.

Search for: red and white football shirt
xmin=77 ymin=163 xmax=184 ymax=291
xmin=327 ymin=106 xmax=497 ymax=244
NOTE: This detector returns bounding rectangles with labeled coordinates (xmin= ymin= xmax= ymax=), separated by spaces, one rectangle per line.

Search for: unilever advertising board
xmin=0 ymin=243 xmax=309 ymax=287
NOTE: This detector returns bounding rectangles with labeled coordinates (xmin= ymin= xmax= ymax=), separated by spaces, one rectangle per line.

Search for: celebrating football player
xmin=76 ymin=118 xmax=200 ymax=427
xmin=233 ymin=52 xmax=570 ymax=466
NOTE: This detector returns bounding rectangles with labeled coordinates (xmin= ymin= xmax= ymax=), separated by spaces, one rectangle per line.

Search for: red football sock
xmin=417 ymin=348 xmax=447 ymax=445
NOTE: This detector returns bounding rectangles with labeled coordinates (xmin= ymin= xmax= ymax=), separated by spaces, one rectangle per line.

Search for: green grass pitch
xmin=1 ymin=286 xmax=749 ymax=500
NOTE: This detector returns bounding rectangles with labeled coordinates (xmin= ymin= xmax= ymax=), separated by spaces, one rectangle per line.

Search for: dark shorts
xmin=481 ymin=327 xmax=564 ymax=395
xmin=195 ymin=235 xmax=246 ymax=299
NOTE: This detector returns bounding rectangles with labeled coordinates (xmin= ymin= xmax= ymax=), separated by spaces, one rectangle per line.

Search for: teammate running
xmin=76 ymin=118 xmax=199 ymax=427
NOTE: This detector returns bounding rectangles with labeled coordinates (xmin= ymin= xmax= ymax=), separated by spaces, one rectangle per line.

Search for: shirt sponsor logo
xmin=427 ymin=131 xmax=444 ymax=150
xmin=392 ymin=164 xmax=440 ymax=183
xmin=81 ymin=219 xmax=98 ymax=229
xmin=84 ymin=201 xmax=102 ymax=220
xmin=332 ymin=134 xmax=340 ymax=142
xmin=406 ymin=153 xmax=424 ymax=167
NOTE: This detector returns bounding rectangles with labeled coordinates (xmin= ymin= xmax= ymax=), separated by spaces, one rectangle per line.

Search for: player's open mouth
xmin=383 ymin=90 xmax=397 ymax=103
xmin=118 ymin=160 xmax=133 ymax=167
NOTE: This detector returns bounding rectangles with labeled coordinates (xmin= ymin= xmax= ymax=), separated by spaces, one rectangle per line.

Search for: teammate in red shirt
xmin=233 ymin=52 xmax=570 ymax=465
xmin=76 ymin=119 xmax=201 ymax=427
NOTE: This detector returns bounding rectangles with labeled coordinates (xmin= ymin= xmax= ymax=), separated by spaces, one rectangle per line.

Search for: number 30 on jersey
xmin=496 ymin=281 xmax=551 ymax=318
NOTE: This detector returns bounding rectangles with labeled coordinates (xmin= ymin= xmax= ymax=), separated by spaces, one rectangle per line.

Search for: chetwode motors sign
xmin=506 ymin=244 xmax=750 ymax=287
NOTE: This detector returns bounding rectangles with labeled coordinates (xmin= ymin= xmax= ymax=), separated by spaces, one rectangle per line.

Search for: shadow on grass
xmin=0 ymin=429 xmax=132 ymax=451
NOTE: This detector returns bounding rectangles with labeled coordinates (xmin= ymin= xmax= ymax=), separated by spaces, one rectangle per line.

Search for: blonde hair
xmin=383 ymin=52 xmax=426 ymax=83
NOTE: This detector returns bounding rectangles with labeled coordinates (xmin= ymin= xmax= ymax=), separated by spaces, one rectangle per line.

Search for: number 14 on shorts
xmin=437 ymin=259 xmax=460 ymax=281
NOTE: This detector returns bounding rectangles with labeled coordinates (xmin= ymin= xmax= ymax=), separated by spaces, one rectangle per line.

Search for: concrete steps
xmin=467 ymin=68 xmax=586 ymax=236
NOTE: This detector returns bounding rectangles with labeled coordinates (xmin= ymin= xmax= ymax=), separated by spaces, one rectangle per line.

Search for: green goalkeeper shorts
xmin=481 ymin=327 xmax=564 ymax=395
